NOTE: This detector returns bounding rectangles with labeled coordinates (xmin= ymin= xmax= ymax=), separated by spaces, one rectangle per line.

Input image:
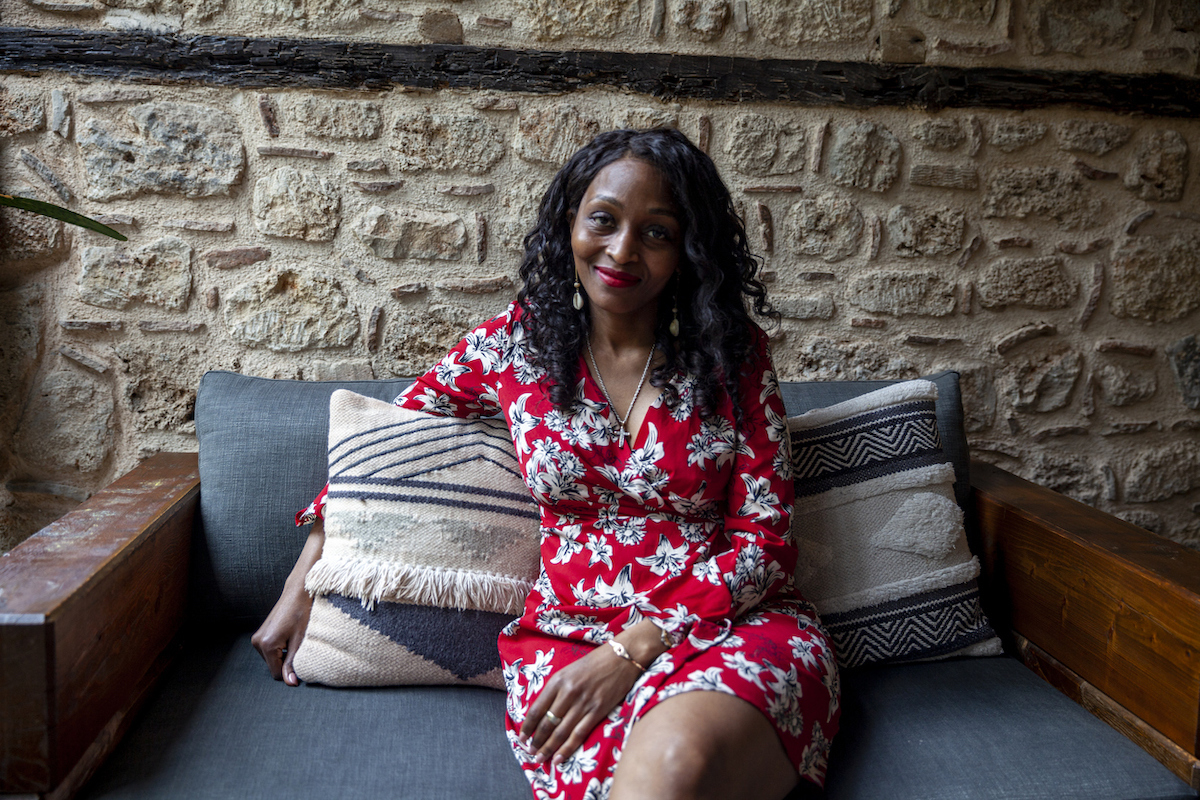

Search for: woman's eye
xmin=646 ymin=226 xmax=672 ymax=241
xmin=589 ymin=212 xmax=615 ymax=227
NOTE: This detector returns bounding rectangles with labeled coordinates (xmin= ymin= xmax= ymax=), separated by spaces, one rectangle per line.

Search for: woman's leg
xmin=609 ymin=691 xmax=801 ymax=800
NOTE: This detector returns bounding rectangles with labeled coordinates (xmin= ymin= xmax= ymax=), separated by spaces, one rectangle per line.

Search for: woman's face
xmin=570 ymin=157 xmax=682 ymax=325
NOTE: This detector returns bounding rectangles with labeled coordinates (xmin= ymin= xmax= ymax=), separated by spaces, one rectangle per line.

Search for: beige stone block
xmin=379 ymin=304 xmax=482 ymax=377
xmin=726 ymin=113 xmax=806 ymax=177
xmin=1056 ymin=119 xmax=1132 ymax=155
xmin=524 ymin=0 xmax=640 ymax=41
xmin=886 ymin=205 xmax=964 ymax=257
xmin=79 ymin=102 xmax=245 ymax=201
xmin=911 ymin=119 xmax=964 ymax=151
xmin=789 ymin=194 xmax=864 ymax=263
xmin=774 ymin=336 xmax=916 ymax=381
xmin=1110 ymin=232 xmax=1200 ymax=322
xmin=982 ymin=167 xmax=1102 ymax=230
xmin=1124 ymin=129 xmax=1188 ymax=202
xmin=847 ymin=271 xmax=957 ymax=317
xmin=354 ymin=206 xmax=468 ymax=261
xmin=915 ymin=0 xmax=994 ymax=22
xmin=392 ymin=112 xmax=505 ymax=174
xmin=1126 ymin=442 xmax=1200 ymax=503
xmin=977 ymin=256 xmax=1078 ymax=310
xmin=674 ymin=0 xmax=730 ymax=40
xmin=987 ymin=120 xmax=1048 ymax=153
xmin=1025 ymin=0 xmax=1141 ymax=56
xmin=775 ymin=294 xmax=835 ymax=320
xmin=515 ymin=104 xmax=602 ymax=166
xmin=1004 ymin=347 xmax=1082 ymax=413
xmin=827 ymin=122 xmax=901 ymax=193
xmin=299 ymin=98 xmax=383 ymax=140
xmin=758 ymin=0 xmax=872 ymax=44
xmin=1019 ymin=450 xmax=1103 ymax=506
xmin=1095 ymin=363 xmax=1157 ymax=407
xmin=253 ymin=167 xmax=341 ymax=242
xmin=223 ymin=269 xmax=359 ymax=352
xmin=0 ymin=86 xmax=45 ymax=136
xmin=78 ymin=236 xmax=192 ymax=311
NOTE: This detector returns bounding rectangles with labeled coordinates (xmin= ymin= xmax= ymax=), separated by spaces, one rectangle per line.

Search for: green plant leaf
xmin=0 ymin=194 xmax=128 ymax=241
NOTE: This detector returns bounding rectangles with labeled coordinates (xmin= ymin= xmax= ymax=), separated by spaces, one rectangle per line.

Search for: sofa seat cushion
xmin=78 ymin=632 xmax=532 ymax=800
xmin=79 ymin=635 xmax=1194 ymax=800
xmin=826 ymin=657 xmax=1196 ymax=800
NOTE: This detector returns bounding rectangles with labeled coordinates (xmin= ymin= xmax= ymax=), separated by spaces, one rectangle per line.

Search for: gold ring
xmin=544 ymin=711 xmax=563 ymax=726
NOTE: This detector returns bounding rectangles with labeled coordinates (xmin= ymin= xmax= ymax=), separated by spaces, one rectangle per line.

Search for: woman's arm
xmin=293 ymin=306 xmax=515 ymax=527
xmin=251 ymin=518 xmax=325 ymax=685
xmin=519 ymin=618 xmax=668 ymax=767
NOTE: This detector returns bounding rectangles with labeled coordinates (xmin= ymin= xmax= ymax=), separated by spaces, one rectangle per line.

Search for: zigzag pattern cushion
xmin=788 ymin=380 xmax=1002 ymax=669
xmin=293 ymin=390 xmax=541 ymax=689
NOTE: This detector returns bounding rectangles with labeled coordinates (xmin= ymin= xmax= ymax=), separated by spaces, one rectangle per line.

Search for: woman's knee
xmin=617 ymin=725 xmax=725 ymax=800
xmin=612 ymin=693 xmax=798 ymax=800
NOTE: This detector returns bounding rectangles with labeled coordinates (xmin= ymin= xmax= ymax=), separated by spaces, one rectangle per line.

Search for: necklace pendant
xmin=617 ymin=427 xmax=627 ymax=448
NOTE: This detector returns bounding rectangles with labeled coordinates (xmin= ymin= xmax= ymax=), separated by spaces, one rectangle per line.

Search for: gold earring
xmin=573 ymin=274 xmax=584 ymax=311
xmin=669 ymin=283 xmax=680 ymax=337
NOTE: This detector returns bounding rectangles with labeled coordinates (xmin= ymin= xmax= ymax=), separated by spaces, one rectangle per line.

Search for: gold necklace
xmin=586 ymin=338 xmax=656 ymax=449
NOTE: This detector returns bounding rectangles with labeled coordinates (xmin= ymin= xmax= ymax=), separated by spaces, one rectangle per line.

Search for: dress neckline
xmin=578 ymin=351 xmax=669 ymax=452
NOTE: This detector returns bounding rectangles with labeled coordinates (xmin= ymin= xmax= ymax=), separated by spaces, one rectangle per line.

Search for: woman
xmin=253 ymin=128 xmax=840 ymax=800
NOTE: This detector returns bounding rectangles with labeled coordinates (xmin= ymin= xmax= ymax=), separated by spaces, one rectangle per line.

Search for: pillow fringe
xmin=305 ymin=557 xmax=532 ymax=616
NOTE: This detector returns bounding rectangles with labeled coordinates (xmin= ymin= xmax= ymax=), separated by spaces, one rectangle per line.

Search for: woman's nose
xmin=606 ymin=225 xmax=639 ymax=263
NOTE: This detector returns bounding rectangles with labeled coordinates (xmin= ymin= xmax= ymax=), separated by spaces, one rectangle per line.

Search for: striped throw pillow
xmin=788 ymin=380 xmax=1001 ymax=669
xmin=293 ymin=390 xmax=541 ymax=688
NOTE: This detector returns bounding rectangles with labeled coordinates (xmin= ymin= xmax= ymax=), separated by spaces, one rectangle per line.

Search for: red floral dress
xmin=300 ymin=303 xmax=840 ymax=799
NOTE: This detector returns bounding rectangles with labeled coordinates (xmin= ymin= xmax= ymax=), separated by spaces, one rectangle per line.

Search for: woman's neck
xmin=587 ymin=309 xmax=657 ymax=356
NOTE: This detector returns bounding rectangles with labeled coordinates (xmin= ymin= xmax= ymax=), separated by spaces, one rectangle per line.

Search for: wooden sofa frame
xmin=3 ymin=452 xmax=1200 ymax=799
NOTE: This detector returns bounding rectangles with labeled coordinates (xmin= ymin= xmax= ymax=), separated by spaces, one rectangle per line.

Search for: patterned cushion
xmin=293 ymin=391 xmax=542 ymax=689
xmin=787 ymin=380 xmax=1002 ymax=669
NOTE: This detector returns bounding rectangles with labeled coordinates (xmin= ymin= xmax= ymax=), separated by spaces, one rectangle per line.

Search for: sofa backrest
xmin=193 ymin=369 xmax=967 ymax=627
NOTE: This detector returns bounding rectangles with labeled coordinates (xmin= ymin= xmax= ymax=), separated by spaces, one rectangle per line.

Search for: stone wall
xmin=1 ymin=0 xmax=1199 ymax=551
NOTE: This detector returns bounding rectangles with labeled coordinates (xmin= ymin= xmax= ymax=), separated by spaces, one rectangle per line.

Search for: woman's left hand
xmin=520 ymin=621 xmax=667 ymax=768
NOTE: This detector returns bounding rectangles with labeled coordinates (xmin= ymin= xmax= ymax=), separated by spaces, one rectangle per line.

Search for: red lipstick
xmin=594 ymin=266 xmax=640 ymax=288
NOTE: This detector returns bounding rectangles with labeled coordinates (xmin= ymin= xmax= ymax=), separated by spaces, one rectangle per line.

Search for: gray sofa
xmin=3 ymin=370 xmax=1198 ymax=800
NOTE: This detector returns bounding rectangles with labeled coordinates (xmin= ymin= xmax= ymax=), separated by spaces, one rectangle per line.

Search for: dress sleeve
xmin=295 ymin=306 xmax=514 ymax=526
xmin=619 ymin=332 xmax=797 ymax=637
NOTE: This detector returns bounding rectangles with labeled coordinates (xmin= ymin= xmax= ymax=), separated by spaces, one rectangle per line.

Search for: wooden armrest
xmin=972 ymin=458 xmax=1200 ymax=787
xmin=0 ymin=452 xmax=200 ymax=797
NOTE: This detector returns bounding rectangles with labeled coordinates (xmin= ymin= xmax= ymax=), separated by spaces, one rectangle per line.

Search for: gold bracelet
xmin=606 ymin=639 xmax=647 ymax=673
xmin=658 ymin=625 xmax=675 ymax=649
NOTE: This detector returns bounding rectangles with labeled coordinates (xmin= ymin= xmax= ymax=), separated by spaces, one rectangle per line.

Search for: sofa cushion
xmin=78 ymin=636 xmax=1195 ymax=800
xmin=777 ymin=370 xmax=969 ymax=513
xmin=787 ymin=380 xmax=1002 ymax=668
xmin=77 ymin=633 xmax=533 ymax=800
xmin=293 ymin=391 xmax=541 ymax=689
xmin=194 ymin=371 xmax=414 ymax=626
xmin=826 ymin=657 xmax=1197 ymax=800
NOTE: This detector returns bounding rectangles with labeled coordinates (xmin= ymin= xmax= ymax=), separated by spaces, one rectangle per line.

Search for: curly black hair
xmin=516 ymin=127 xmax=776 ymax=423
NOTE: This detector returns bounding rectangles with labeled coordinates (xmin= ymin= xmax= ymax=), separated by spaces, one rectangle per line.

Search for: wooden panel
xmin=1017 ymin=634 xmax=1200 ymax=791
xmin=972 ymin=459 xmax=1200 ymax=758
xmin=0 ymin=27 xmax=1198 ymax=116
xmin=0 ymin=453 xmax=199 ymax=794
xmin=0 ymin=620 xmax=51 ymax=791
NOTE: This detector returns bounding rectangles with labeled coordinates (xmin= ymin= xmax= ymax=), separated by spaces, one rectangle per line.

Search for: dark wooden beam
xmin=2 ymin=27 xmax=1199 ymax=116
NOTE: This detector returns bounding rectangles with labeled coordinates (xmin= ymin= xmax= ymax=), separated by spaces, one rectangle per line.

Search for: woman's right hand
xmin=251 ymin=520 xmax=325 ymax=686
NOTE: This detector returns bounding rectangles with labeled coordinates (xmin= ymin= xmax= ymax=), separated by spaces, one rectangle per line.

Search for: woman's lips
xmin=594 ymin=265 xmax=640 ymax=288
